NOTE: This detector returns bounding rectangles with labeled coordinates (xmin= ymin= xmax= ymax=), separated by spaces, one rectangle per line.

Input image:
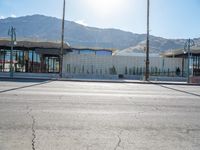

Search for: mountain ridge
xmin=0 ymin=14 xmax=199 ymax=54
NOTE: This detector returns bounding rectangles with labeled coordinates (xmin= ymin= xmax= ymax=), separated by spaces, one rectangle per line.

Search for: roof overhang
xmin=0 ymin=39 xmax=115 ymax=55
xmin=70 ymin=47 xmax=116 ymax=52
xmin=0 ymin=40 xmax=70 ymax=51
xmin=161 ymin=48 xmax=200 ymax=57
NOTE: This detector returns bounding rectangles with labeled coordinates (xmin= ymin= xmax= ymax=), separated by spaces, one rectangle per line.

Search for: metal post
xmin=184 ymin=38 xmax=195 ymax=83
xmin=60 ymin=0 xmax=66 ymax=78
xmin=8 ymin=27 xmax=16 ymax=78
xmin=187 ymin=39 xmax=190 ymax=83
xmin=145 ymin=0 xmax=150 ymax=81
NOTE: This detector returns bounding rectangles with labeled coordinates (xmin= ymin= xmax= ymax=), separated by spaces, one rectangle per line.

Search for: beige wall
xmin=62 ymin=54 xmax=183 ymax=76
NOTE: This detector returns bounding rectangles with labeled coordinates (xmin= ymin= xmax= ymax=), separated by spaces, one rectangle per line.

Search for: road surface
xmin=0 ymin=80 xmax=200 ymax=150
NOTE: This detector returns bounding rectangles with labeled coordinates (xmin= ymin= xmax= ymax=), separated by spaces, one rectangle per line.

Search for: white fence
xmin=62 ymin=54 xmax=185 ymax=80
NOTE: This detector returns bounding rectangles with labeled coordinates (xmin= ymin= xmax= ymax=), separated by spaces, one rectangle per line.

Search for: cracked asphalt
xmin=0 ymin=80 xmax=200 ymax=150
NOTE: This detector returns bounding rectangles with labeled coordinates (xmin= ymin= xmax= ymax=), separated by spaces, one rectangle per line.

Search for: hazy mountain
xmin=0 ymin=14 xmax=199 ymax=54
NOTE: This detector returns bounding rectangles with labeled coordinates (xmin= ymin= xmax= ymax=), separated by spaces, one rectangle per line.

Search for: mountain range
xmin=0 ymin=14 xmax=199 ymax=55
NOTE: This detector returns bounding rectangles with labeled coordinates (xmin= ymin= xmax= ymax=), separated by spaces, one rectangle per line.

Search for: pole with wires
xmin=184 ymin=38 xmax=195 ymax=83
xmin=60 ymin=0 xmax=66 ymax=78
xmin=8 ymin=26 xmax=16 ymax=78
xmin=145 ymin=0 xmax=150 ymax=81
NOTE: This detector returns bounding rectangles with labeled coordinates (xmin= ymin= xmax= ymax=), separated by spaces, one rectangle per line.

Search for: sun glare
xmin=85 ymin=0 xmax=124 ymax=16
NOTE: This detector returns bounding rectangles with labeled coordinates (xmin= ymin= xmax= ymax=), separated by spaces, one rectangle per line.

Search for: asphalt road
xmin=0 ymin=80 xmax=200 ymax=150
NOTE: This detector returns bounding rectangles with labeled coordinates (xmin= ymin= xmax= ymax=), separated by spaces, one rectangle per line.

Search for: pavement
xmin=0 ymin=80 xmax=200 ymax=150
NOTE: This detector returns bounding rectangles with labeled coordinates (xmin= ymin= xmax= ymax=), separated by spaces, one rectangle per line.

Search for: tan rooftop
xmin=0 ymin=39 xmax=70 ymax=50
xmin=161 ymin=47 xmax=200 ymax=57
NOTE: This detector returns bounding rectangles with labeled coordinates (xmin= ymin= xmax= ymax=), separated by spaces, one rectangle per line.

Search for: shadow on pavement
xmin=155 ymin=84 xmax=200 ymax=98
xmin=0 ymin=80 xmax=51 ymax=94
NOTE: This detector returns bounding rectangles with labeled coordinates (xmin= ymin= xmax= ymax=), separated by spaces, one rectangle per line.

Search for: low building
xmin=161 ymin=48 xmax=200 ymax=76
xmin=0 ymin=40 xmax=113 ymax=74
xmin=0 ymin=40 xmax=70 ymax=73
xmin=1 ymin=39 xmax=200 ymax=82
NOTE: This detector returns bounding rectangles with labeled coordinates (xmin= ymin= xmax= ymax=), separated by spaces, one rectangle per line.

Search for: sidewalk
xmin=58 ymin=78 xmax=199 ymax=86
xmin=1 ymin=72 xmax=199 ymax=85
xmin=1 ymin=76 xmax=199 ymax=86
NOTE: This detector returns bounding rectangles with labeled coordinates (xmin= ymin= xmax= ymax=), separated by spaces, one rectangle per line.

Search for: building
xmin=161 ymin=48 xmax=200 ymax=76
xmin=1 ymin=39 xmax=200 ymax=82
xmin=0 ymin=40 xmax=70 ymax=73
xmin=0 ymin=39 xmax=113 ymax=74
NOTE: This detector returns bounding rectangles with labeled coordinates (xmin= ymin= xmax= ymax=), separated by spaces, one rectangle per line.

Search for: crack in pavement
xmin=114 ymin=130 xmax=123 ymax=150
xmin=114 ymin=135 xmax=122 ymax=150
xmin=27 ymin=106 xmax=36 ymax=150
xmin=31 ymin=115 xmax=36 ymax=150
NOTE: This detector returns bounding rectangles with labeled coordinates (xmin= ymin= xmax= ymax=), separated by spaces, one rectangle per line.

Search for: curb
xmin=0 ymin=77 xmax=199 ymax=86
xmin=57 ymin=78 xmax=200 ymax=86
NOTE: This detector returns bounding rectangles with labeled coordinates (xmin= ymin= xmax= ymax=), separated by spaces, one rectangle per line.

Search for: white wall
xmin=62 ymin=54 xmax=184 ymax=78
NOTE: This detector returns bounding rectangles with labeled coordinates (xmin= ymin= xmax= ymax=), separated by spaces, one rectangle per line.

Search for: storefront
xmin=0 ymin=50 xmax=61 ymax=73
xmin=0 ymin=40 xmax=114 ymax=75
xmin=0 ymin=40 xmax=70 ymax=73
xmin=161 ymin=48 xmax=200 ymax=77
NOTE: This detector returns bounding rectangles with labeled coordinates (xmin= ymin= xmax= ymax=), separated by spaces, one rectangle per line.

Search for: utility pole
xmin=145 ymin=0 xmax=150 ymax=81
xmin=8 ymin=26 xmax=16 ymax=78
xmin=184 ymin=38 xmax=195 ymax=83
xmin=60 ymin=0 xmax=66 ymax=78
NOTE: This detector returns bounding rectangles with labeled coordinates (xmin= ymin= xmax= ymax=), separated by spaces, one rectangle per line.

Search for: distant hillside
xmin=0 ymin=14 xmax=199 ymax=54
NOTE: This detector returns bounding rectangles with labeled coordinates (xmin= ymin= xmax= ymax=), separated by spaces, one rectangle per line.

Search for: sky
xmin=0 ymin=0 xmax=200 ymax=39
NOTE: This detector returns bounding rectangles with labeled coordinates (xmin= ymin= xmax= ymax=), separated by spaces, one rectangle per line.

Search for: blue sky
xmin=0 ymin=0 xmax=200 ymax=39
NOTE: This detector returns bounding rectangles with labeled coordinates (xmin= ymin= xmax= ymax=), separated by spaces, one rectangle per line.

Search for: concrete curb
xmin=0 ymin=77 xmax=199 ymax=86
xmin=57 ymin=78 xmax=200 ymax=86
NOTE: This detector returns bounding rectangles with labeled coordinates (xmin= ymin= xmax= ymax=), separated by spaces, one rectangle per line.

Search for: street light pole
xmin=184 ymin=38 xmax=195 ymax=83
xmin=8 ymin=26 xmax=16 ymax=78
xmin=145 ymin=0 xmax=150 ymax=81
xmin=60 ymin=0 xmax=66 ymax=78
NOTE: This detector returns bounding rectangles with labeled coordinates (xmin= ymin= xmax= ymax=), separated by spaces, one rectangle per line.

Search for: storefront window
xmin=0 ymin=49 xmax=6 ymax=72
xmin=44 ymin=56 xmax=59 ymax=73
xmin=0 ymin=49 xmax=59 ymax=73
xmin=12 ymin=50 xmax=25 ymax=72
xmin=32 ymin=51 xmax=41 ymax=73
xmin=4 ymin=50 xmax=10 ymax=72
